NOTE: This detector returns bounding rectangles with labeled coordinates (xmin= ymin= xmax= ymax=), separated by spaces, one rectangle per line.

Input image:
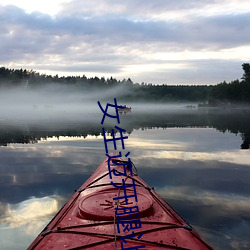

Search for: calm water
xmin=0 ymin=104 xmax=250 ymax=249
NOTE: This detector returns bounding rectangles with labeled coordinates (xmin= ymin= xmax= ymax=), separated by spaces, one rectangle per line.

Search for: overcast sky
xmin=0 ymin=0 xmax=250 ymax=85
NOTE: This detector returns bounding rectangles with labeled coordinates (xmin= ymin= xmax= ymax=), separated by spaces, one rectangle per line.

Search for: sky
xmin=0 ymin=0 xmax=250 ymax=85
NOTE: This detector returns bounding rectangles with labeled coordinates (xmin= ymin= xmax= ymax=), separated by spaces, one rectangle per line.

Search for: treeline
xmin=208 ymin=63 xmax=250 ymax=105
xmin=0 ymin=64 xmax=250 ymax=104
xmin=208 ymin=79 xmax=250 ymax=105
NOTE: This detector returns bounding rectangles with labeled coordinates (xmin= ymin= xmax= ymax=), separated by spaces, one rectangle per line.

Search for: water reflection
xmin=0 ymin=196 xmax=62 ymax=250
xmin=0 ymin=196 xmax=59 ymax=228
xmin=0 ymin=108 xmax=250 ymax=249
xmin=0 ymin=107 xmax=250 ymax=149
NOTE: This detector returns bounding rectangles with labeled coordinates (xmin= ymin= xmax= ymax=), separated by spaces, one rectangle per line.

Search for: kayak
xmin=28 ymin=153 xmax=213 ymax=249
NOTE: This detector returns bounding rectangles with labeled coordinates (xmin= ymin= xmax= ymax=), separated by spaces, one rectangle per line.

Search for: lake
xmin=0 ymin=103 xmax=250 ymax=249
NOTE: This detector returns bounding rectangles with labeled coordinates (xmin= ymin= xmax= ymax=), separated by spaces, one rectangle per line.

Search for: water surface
xmin=0 ymin=105 xmax=250 ymax=249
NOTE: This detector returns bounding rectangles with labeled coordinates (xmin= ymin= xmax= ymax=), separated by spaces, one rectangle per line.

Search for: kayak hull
xmin=28 ymin=154 xmax=213 ymax=249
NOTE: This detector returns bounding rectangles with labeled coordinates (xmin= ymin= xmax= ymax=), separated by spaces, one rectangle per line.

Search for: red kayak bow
xmin=28 ymin=153 xmax=213 ymax=249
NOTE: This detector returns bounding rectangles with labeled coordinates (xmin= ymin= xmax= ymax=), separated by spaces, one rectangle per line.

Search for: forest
xmin=0 ymin=63 xmax=250 ymax=104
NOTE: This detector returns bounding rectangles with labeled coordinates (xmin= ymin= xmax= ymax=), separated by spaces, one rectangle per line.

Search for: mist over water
xmin=0 ymin=85 xmax=99 ymax=122
xmin=0 ymin=84 xmax=197 ymax=125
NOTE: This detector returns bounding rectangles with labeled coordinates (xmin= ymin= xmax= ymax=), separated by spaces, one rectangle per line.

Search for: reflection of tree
xmin=0 ymin=109 xmax=250 ymax=149
xmin=202 ymin=109 xmax=250 ymax=150
xmin=0 ymin=122 xmax=106 ymax=146
xmin=241 ymin=133 xmax=250 ymax=149
xmin=0 ymin=132 xmax=38 ymax=146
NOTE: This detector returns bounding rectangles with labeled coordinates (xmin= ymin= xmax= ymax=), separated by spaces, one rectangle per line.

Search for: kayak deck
xmin=28 ymin=154 xmax=213 ymax=249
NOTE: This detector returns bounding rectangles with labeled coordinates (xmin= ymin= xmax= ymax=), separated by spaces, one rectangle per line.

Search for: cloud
xmin=58 ymin=0 xmax=241 ymax=19
xmin=0 ymin=1 xmax=250 ymax=84
xmin=1 ymin=7 xmax=246 ymax=51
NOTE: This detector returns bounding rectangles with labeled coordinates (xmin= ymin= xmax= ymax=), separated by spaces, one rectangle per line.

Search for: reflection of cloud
xmin=157 ymin=186 xmax=250 ymax=216
xmin=127 ymin=127 xmax=243 ymax=151
xmin=130 ymin=149 xmax=250 ymax=168
xmin=127 ymin=140 xmax=186 ymax=150
xmin=6 ymin=142 xmax=103 ymax=177
xmin=194 ymin=223 xmax=250 ymax=250
xmin=163 ymin=187 xmax=250 ymax=249
xmin=124 ymin=128 xmax=249 ymax=166
xmin=154 ymin=150 xmax=250 ymax=166
xmin=0 ymin=196 xmax=62 ymax=249
xmin=0 ymin=196 xmax=59 ymax=231
xmin=157 ymin=186 xmax=250 ymax=249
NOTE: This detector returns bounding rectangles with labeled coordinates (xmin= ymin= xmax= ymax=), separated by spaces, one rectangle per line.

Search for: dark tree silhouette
xmin=0 ymin=63 xmax=250 ymax=104
xmin=242 ymin=63 xmax=250 ymax=82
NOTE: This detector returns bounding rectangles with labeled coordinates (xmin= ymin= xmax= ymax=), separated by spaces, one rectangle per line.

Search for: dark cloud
xmin=1 ymin=4 xmax=249 ymax=48
xmin=185 ymin=13 xmax=250 ymax=49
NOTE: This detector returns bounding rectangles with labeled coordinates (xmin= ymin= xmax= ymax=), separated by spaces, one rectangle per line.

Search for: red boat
xmin=28 ymin=153 xmax=213 ymax=249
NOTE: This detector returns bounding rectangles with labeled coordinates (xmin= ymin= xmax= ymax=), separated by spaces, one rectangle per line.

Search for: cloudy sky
xmin=0 ymin=0 xmax=250 ymax=85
